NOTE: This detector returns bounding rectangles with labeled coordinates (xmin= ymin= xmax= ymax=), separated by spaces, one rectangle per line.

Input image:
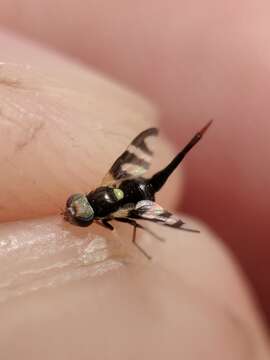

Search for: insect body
xmin=64 ymin=121 xmax=212 ymax=259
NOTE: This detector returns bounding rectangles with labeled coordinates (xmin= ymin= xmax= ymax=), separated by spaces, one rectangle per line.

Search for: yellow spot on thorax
xmin=113 ymin=188 xmax=124 ymax=200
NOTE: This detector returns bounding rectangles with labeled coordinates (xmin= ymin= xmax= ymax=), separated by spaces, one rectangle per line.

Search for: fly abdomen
xmin=119 ymin=178 xmax=155 ymax=204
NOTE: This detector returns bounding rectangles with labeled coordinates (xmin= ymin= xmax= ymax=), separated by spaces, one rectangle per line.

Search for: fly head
xmin=64 ymin=193 xmax=94 ymax=227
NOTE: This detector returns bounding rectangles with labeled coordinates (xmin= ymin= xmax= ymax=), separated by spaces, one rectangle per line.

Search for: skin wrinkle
xmin=0 ymin=216 xmax=125 ymax=302
xmin=15 ymin=120 xmax=45 ymax=151
xmin=0 ymin=77 xmax=22 ymax=88
xmin=0 ymin=72 xmax=47 ymax=156
xmin=0 ymin=106 xmax=27 ymax=130
xmin=0 ymin=214 xmax=192 ymax=300
xmin=0 ymin=66 xmax=85 ymax=200
xmin=0 ymin=63 xmax=66 ymax=92
xmin=0 ymin=108 xmax=19 ymax=127
xmin=0 ymin=62 xmax=177 ymax=223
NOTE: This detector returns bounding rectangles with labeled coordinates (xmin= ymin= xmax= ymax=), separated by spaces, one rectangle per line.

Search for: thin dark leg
xmin=115 ymin=217 xmax=165 ymax=259
xmin=95 ymin=219 xmax=114 ymax=231
xmin=115 ymin=218 xmax=164 ymax=242
xmin=131 ymin=224 xmax=152 ymax=260
xmin=135 ymin=222 xmax=165 ymax=242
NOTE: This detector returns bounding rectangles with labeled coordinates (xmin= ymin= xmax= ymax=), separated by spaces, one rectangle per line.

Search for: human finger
xmin=0 ymin=31 xmax=180 ymax=222
xmin=0 ymin=214 xmax=269 ymax=359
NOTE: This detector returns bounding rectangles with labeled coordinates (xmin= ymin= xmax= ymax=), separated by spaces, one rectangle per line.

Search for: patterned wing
xmin=128 ymin=200 xmax=199 ymax=232
xmin=101 ymin=128 xmax=158 ymax=186
xmin=110 ymin=203 xmax=135 ymax=219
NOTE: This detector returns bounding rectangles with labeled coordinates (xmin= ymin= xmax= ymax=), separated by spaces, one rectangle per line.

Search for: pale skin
xmin=0 ymin=2 xmax=269 ymax=358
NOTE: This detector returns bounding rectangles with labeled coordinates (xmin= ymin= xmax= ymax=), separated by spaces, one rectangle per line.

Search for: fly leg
xmin=115 ymin=218 xmax=164 ymax=260
xmin=131 ymin=223 xmax=151 ymax=260
xmin=95 ymin=219 xmax=114 ymax=230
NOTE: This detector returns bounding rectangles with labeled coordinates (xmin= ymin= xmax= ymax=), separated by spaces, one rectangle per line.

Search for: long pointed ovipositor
xmin=150 ymin=120 xmax=213 ymax=193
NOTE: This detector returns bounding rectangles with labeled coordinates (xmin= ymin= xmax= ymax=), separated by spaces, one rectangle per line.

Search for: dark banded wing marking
xmin=101 ymin=128 xmax=159 ymax=186
xmin=128 ymin=200 xmax=199 ymax=232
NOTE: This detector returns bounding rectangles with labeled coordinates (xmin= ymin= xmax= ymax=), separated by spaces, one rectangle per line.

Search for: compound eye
xmin=67 ymin=194 xmax=94 ymax=221
xmin=66 ymin=194 xmax=76 ymax=208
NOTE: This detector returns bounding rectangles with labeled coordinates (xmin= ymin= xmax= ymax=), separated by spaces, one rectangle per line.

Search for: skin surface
xmin=0 ymin=32 xmax=269 ymax=359
xmin=0 ymin=0 xmax=269 ymax=322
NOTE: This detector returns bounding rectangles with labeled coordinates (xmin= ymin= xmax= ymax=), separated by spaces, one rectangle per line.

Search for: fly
xmin=63 ymin=121 xmax=212 ymax=259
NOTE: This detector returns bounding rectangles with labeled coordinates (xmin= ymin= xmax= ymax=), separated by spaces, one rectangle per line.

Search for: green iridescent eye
xmin=113 ymin=188 xmax=124 ymax=200
xmin=69 ymin=194 xmax=94 ymax=221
